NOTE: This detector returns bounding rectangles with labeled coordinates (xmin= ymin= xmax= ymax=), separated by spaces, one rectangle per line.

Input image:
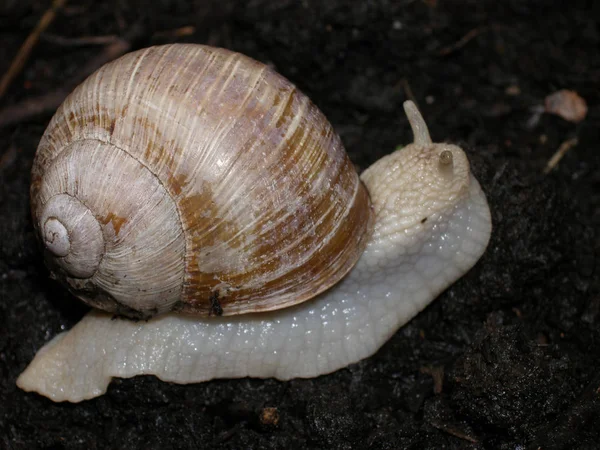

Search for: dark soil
xmin=1 ymin=1 xmax=599 ymax=449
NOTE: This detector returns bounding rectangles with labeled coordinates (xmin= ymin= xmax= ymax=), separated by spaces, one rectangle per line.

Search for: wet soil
xmin=1 ymin=1 xmax=599 ymax=449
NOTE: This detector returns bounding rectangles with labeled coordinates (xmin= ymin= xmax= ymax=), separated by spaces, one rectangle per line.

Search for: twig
xmin=42 ymin=33 xmax=120 ymax=47
xmin=420 ymin=365 xmax=445 ymax=394
xmin=543 ymin=137 xmax=579 ymax=174
xmin=0 ymin=144 xmax=18 ymax=171
xmin=0 ymin=89 xmax=70 ymax=128
xmin=429 ymin=421 xmax=478 ymax=444
xmin=0 ymin=24 xmax=143 ymax=128
xmin=0 ymin=0 xmax=68 ymax=100
xmin=438 ymin=25 xmax=505 ymax=56
xmin=153 ymin=26 xmax=196 ymax=40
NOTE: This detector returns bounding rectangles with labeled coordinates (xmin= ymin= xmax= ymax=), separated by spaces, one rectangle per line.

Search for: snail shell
xmin=32 ymin=44 xmax=374 ymax=318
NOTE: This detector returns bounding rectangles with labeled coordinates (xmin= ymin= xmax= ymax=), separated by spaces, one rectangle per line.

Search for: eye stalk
xmin=439 ymin=149 xmax=453 ymax=166
xmin=438 ymin=149 xmax=454 ymax=180
xmin=403 ymin=100 xmax=432 ymax=146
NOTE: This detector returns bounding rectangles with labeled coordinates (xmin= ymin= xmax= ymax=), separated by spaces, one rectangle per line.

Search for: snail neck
xmin=346 ymin=172 xmax=491 ymax=321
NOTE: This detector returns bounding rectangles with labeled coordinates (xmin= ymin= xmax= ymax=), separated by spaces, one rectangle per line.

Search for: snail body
xmin=17 ymin=44 xmax=492 ymax=402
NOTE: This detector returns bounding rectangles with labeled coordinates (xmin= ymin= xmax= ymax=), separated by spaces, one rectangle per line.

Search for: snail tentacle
xmin=403 ymin=100 xmax=432 ymax=146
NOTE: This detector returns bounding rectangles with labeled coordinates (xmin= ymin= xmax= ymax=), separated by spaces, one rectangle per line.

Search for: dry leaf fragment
xmin=259 ymin=407 xmax=280 ymax=427
xmin=544 ymin=89 xmax=587 ymax=123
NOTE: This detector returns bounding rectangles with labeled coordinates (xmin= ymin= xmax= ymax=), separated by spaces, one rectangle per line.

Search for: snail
xmin=16 ymin=44 xmax=492 ymax=402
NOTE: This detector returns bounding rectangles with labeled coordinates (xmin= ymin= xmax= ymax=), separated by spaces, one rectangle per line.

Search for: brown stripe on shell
xmin=31 ymin=43 xmax=374 ymax=318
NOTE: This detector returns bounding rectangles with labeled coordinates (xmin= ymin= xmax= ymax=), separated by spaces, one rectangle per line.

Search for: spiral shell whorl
xmin=40 ymin=194 xmax=104 ymax=278
xmin=32 ymin=139 xmax=186 ymax=318
xmin=43 ymin=218 xmax=70 ymax=257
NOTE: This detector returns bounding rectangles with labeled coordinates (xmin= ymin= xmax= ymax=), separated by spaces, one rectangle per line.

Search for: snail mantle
xmin=17 ymin=44 xmax=491 ymax=402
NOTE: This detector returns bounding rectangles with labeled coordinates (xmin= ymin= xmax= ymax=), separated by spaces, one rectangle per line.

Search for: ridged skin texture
xmin=31 ymin=44 xmax=373 ymax=318
xmin=18 ymin=118 xmax=492 ymax=402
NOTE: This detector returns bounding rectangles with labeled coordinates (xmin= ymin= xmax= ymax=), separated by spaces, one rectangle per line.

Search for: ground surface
xmin=0 ymin=1 xmax=599 ymax=449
